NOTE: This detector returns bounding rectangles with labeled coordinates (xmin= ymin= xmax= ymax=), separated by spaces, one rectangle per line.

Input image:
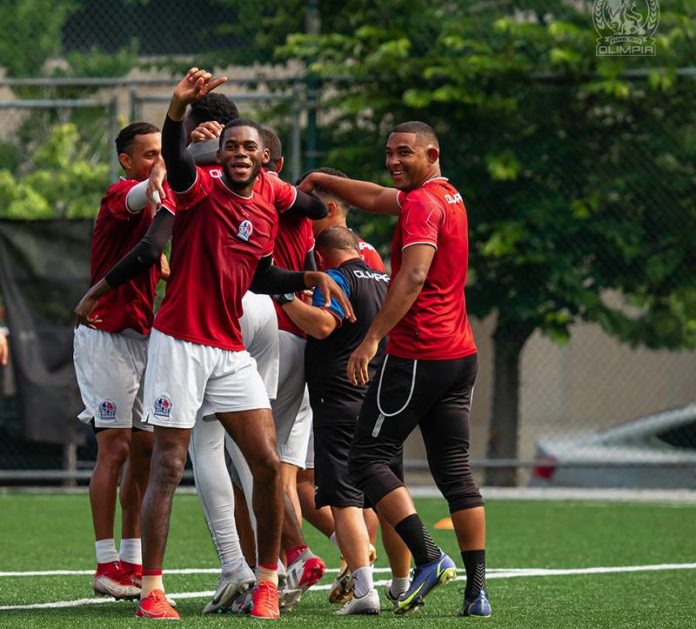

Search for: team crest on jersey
xmin=98 ymin=399 xmax=117 ymax=421
xmin=237 ymin=219 xmax=253 ymax=242
xmin=154 ymin=395 xmax=173 ymax=418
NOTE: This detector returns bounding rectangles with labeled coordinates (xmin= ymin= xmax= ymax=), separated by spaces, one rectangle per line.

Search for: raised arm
xmin=163 ymin=68 xmax=227 ymax=192
xmin=297 ymin=172 xmax=400 ymax=216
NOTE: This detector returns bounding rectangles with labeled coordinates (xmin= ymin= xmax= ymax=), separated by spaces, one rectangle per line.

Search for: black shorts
xmin=349 ymin=353 xmax=482 ymax=512
xmin=314 ymin=407 xmax=403 ymax=509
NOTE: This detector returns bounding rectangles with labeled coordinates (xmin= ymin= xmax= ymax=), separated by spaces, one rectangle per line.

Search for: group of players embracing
xmin=72 ymin=67 xmax=491 ymax=620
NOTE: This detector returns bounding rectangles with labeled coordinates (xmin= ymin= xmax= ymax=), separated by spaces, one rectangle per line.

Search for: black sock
xmin=461 ymin=549 xmax=486 ymax=599
xmin=394 ymin=514 xmax=441 ymax=566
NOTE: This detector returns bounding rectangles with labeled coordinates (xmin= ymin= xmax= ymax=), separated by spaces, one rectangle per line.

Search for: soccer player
xmin=73 ymin=122 xmax=168 ymax=600
xmin=279 ymin=226 xmax=390 ymax=615
xmin=298 ymin=121 xmax=491 ymax=618
xmin=296 ymin=169 xmax=412 ymax=606
xmin=134 ymin=68 xmax=351 ymax=621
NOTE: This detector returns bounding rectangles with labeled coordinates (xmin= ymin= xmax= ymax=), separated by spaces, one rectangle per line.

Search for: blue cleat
xmin=394 ymin=552 xmax=458 ymax=615
xmin=458 ymin=589 xmax=492 ymax=618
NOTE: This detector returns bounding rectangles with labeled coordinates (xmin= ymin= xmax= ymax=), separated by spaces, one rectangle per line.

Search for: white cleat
xmin=334 ymin=588 xmax=381 ymax=615
xmin=92 ymin=563 xmax=140 ymax=600
xmin=202 ymin=568 xmax=256 ymax=614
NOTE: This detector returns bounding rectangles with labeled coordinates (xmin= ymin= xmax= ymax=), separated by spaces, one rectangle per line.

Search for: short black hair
xmin=262 ymin=128 xmax=283 ymax=173
xmin=296 ymin=167 xmax=350 ymax=215
xmin=219 ymin=118 xmax=265 ymax=149
xmin=188 ymin=93 xmax=239 ymax=126
xmin=115 ymin=121 xmax=159 ymax=156
xmin=390 ymin=121 xmax=439 ymax=148
xmin=315 ymin=225 xmax=360 ymax=253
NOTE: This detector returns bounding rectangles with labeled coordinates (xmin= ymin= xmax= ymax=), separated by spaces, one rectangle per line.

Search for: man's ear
xmin=276 ymin=156 xmax=285 ymax=174
xmin=315 ymin=249 xmax=326 ymax=271
xmin=426 ymin=146 xmax=439 ymax=164
xmin=262 ymin=147 xmax=271 ymax=166
xmin=216 ymin=148 xmax=222 ymax=164
xmin=118 ymin=152 xmax=131 ymax=171
xmin=326 ymin=200 xmax=338 ymax=217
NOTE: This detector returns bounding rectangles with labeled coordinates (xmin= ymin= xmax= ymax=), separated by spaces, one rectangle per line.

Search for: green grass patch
xmin=1 ymin=492 xmax=695 ymax=627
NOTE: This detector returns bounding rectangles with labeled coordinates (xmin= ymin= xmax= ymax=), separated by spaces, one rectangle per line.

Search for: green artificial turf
xmin=1 ymin=492 xmax=695 ymax=628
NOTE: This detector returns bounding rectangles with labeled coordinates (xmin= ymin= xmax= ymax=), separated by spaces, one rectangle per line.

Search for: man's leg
xmin=136 ymin=425 xmax=190 ymax=620
xmin=217 ymin=409 xmax=282 ymax=573
xmin=90 ymin=427 xmax=141 ymax=599
xmin=281 ymin=463 xmax=302 ymax=527
xmin=419 ymin=355 xmax=489 ymax=617
xmin=297 ymin=465 xmax=335 ymax=538
xmin=379 ymin=513 xmax=411 ymax=599
xmin=119 ymin=428 xmax=153 ymax=586
xmin=189 ymin=415 xmax=255 ymax=613
xmin=233 ymin=481 xmax=257 ymax=567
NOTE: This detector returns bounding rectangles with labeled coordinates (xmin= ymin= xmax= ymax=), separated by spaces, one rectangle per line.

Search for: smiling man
xmin=130 ymin=68 xmax=351 ymax=621
xmin=298 ymin=121 xmax=490 ymax=618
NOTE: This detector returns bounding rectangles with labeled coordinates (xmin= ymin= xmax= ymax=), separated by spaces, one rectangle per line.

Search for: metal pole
xmin=108 ymin=94 xmax=119 ymax=182
xmin=305 ymin=0 xmax=320 ymax=170
xmin=62 ymin=442 xmax=77 ymax=488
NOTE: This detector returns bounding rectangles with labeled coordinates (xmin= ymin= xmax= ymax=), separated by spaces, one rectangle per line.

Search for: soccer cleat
xmin=202 ymin=568 xmax=256 ymax=614
xmin=135 ymin=589 xmax=181 ymax=620
xmin=328 ymin=561 xmax=353 ymax=605
xmin=92 ymin=561 xmax=141 ymax=600
xmin=286 ymin=547 xmax=326 ymax=594
xmin=394 ymin=552 xmax=458 ymax=615
xmin=334 ymin=588 xmax=380 ymax=616
xmin=250 ymin=581 xmax=280 ymax=620
xmin=384 ymin=580 xmax=404 ymax=609
xmin=458 ymin=589 xmax=492 ymax=618
xmin=120 ymin=560 xmax=143 ymax=589
xmin=329 ymin=544 xmax=375 ymax=604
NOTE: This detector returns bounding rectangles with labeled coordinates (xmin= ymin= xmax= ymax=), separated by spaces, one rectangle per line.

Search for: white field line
xmin=1 ymin=563 xmax=696 ymax=611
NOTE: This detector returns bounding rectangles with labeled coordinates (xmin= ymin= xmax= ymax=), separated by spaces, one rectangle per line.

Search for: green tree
xmin=279 ymin=0 xmax=696 ymax=484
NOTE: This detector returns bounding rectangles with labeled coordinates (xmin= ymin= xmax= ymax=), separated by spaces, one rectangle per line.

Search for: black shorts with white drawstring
xmin=348 ymin=353 xmax=483 ymax=513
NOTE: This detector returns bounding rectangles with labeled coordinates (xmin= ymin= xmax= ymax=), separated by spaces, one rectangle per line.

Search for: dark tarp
xmin=0 ymin=219 xmax=93 ymax=445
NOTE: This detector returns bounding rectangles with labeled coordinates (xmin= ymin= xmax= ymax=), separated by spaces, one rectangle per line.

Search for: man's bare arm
xmin=297 ymin=172 xmax=401 ymax=216
xmin=281 ymin=299 xmax=338 ymax=340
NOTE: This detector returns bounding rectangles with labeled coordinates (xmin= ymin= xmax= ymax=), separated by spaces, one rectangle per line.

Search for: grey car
xmin=530 ymin=404 xmax=696 ymax=488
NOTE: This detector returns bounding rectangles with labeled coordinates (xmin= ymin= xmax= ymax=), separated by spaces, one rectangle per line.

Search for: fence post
xmin=62 ymin=441 xmax=77 ymax=488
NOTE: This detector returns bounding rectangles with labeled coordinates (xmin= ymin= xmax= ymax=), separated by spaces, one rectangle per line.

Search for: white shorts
xmin=240 ymin=292 xmax=279 ymax=399
xmin=305 ymin=428 xmax=315 ymax=470
xmin=143 ymin=330 xmax=271 ymax=429
xmin=73 ymin=326 xmax=151 ymax=431
xmin=273 ymin=331 xmax=312 ymax=467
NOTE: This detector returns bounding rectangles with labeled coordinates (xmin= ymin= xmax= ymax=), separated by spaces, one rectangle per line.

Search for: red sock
xmin=286 ymin=544 xmax=308 ymax=566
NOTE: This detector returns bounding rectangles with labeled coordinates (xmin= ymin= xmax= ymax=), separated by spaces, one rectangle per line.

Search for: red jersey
xmin=272 ymin=209 xmax=315 ymax=338
xmin=154 ymin=167 xmax=296 ymax=350
xmin=90 ymin=178 xmax=162 ymax=335
xmin=387 ymin=177 xmax=477 ymax=361
xmin=357 ymin=236 xmax=386 ymax=272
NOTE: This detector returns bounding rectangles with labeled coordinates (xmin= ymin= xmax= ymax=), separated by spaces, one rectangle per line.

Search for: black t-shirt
xmin=305 ymin=258 xmax=388 ymax=423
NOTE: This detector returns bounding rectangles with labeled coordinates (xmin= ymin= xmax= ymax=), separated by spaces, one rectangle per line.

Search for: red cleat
xmin=121 ymin=561 xmax=143 ymax=589
xmin=136 ymin=589 xmax=180 ymax=620
xmin=250 ymin=581 xmax=280 ymax=620
xmin=93 ymin=561 xmax=140 ymax=599
xmin=287 ymin=548 xmax=326 ymax=592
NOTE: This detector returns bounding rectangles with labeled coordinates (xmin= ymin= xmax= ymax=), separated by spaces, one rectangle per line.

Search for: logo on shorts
xmin=98 ymin=399 xmax=117 ymax=421
xmin=154 ymin=395 xmax=173 ymax=418
xmin=237 ymin=219 xmax=253 ymax=242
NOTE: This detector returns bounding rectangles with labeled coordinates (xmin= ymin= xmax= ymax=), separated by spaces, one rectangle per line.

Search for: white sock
xmin=390 ymin=576 xmax=410 ymax=596
xmin=141 ymin=574 xmax=164 ymax=597
xmin=119 ymin=538 xmax=142 ymax=565
xmin=329 ymin=532 xmax=339 ymax=549
xmin=352 ymin=566 xmax=373 ymax=598
xmin=95 ymin=539 xmax=119 ymax=564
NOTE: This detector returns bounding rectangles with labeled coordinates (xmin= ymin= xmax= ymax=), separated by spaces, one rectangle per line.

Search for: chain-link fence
xmin=0 ymin=0 xmax=694 ymax=487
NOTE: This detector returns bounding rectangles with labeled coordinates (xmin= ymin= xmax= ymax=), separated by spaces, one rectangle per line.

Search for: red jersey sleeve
xmin=304 ymin=219 xmax=315 ymax=254
xmin=400 ymin=193 xmax=445 ymax=250
xmin=172 ymin=167 xmax=213 ymax=211
xmin=101 ymin=179 xmax=138 ymax=221
xmin=268 ymin=175 xmax=298 ymax=213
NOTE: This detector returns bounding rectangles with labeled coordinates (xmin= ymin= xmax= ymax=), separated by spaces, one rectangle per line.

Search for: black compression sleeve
xmin=304 ymin=250 xmax=317 ymax=272
xmin=287 ymin=190 xmax=328 ymax=219
xmin=104 ymin=208 xmax=174 ymax=288
xmin=162 ymin=115 xmax=197 ymax=192
xmin=249 ymin=256 xmax=307 ymax=294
